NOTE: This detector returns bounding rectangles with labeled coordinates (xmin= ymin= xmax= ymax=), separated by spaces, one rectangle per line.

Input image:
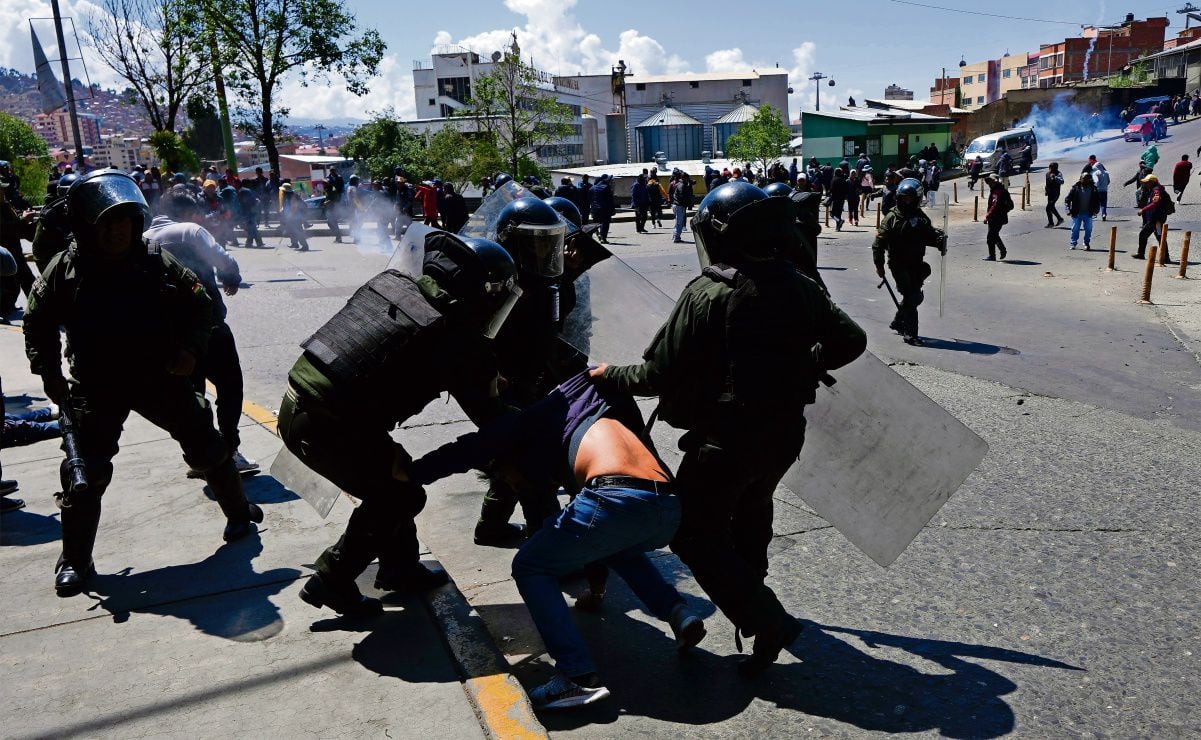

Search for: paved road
xmin=3 ymin=118 xmax=1201 ymax=738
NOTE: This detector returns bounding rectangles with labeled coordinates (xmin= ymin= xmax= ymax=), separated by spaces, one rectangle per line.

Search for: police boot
xmin=374 ymin=561 xmax=450 ymax=593
xmin=473 ymin=519 xmax=526 ymax=547
xmin=737 ymin=585 xmax=803 ymax=677
xmin=55 ymin=494 xmax=101 ymax=597
xmin=304 ymin=536 xmax=383 ymax=617
xmin=206 ymin=459 xmax=263 ymax=542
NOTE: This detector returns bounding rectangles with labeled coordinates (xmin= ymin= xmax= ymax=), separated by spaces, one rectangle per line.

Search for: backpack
xmin=1161 ymin=187 xmax=1176 ymax=216
xmin=999 ymin=189 xmax=1015 ymax=213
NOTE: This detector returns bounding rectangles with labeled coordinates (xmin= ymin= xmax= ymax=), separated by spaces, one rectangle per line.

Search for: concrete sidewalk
xmin=0 ymin=325 xmax=532 ymax=739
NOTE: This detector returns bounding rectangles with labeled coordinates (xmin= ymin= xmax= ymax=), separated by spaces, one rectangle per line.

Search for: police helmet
xmin=172 ymin=172 xmax=188 ymax=185
xmin=493 ymin=172 xmax=514 ymax=188
xmin=56 ymin=173 xmax=79 ymax=198
xmin=424 ymin=234 xmax=522 ymax=339
xmin=762 ymin=182 xmax=794 ymax=198
xmin=542 ymin=196 xmax=582 ymax=231
xmin=691 ymin=181 xmax=795 ymax=267
xmin=896 ymin=177 xmax=922 ymax=212
xmin=495 ymin=197 xmax=566 ymax=278
xmin=66 ymin=169 xmax=150 ymax=255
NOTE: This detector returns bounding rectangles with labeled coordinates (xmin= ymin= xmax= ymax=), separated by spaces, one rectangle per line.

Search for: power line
xmin=887 ymin=0 xmax=1087 ymax=25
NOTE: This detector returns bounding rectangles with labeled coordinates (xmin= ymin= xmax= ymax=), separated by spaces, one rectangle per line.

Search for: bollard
xmin=1177 ymin=231 xmax=1192 ymax=278
xmin=1158 ymin=225 xmax=1169 ymax=266
xmin=1020 ymin=187 xmax=1026 ymax=210
xmin=1107 ymin=226 xmax=1117 ymax=271
xmin=953 ymin=181 xmax=958 ymax=203
xmin=825 ymin=205 xmax=830 ymax=227
xmin=1139 ymin=245 xmax=1158 ymax=304
xmin=1025 ymin=171 xmax=1031 ymax=194
xmin=974 ymin=195 xmax=979 ymax=222
xmin=876 ymin=201 xmax=881 ymax=227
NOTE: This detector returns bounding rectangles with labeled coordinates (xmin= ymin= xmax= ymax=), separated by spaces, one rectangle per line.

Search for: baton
xmin=877 ymin=276 xmax=901 ymax=309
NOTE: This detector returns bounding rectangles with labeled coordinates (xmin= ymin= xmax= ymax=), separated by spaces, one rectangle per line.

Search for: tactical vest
xmin=658 ymin=262 xmax=822 ymax=431
xmin=301 ymin=269 xmax=443 ymax=388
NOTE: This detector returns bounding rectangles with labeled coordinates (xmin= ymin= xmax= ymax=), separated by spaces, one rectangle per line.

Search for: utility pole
xmin=315 ymin=124 xmax=327 ymax=155
xmin=1178 ymin=3 xmax=1201 ymax=29
xmin=809 ymin=72 xmax=831 ymax=111
xmin=49 ymin=0 xmax=85 ymax=171
xmin=206 ymin=19 xmax=237 ymax=172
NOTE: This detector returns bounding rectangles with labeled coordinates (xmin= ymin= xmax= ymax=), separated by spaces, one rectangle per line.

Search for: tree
xmin=0 ymin=113 xmax=52 ymax=205
xmin=149 ymin=129 xmax=199 ymax=173
xmin=341 ymin=109 xmax=426 ymax=179
xmin=181 ymin=96 xmax=225 ymax=162
xmin=202 ymin=0 xmax=385 ymax=175
xmin=725 ymin=104 xmax=793 ymax=178
xmin=460 ymin=33 xmax=575 ymax=177
xmin=85 ymin=0 xmax=209 ymax=132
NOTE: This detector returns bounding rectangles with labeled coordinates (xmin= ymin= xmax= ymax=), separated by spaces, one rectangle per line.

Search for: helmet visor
xmin=505 ymin=221 xmax=566 ymax=277
xmin=72 ymin=175 xmax=149 ymax=225
xmin=482 ymin=280 xmax=522 ymax=339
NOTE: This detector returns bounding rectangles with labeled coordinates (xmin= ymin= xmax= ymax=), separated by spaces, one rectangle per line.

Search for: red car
xmin=1124 ymin=114 xmax=1160 ymax=142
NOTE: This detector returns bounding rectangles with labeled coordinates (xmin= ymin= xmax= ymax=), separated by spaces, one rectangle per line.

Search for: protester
xmin=1091 ymin=161 xmax=1110 ymax=221
xmin=983 ymin=176 xmax=1013 ymax=261
xmin=667 ymin=170 xmax=694 ymax=244
xmin=1064 ymin=172 xmax=1100 ymax=251
xmin=589 ymin=174 xmax=616 ymax=244
xmin=631 ymin=174 xmax=650 ymax=233
xmin=1134 ymin=174 xmax=1173 ymax=262
xmin=1172 ymin=154 xmax=1192 ymax=203
xmin=1044 ymin=162 xmax=1065 ymax=228
xmin=440 ymin=183 xmax=469 ymax=233
xmin=647 ymin=172 xmax=666 ymax=228
xmin=279 ymin=182 xmax=310 ymax=251
xmin=829 ymin=168 xmax=849 ymax=231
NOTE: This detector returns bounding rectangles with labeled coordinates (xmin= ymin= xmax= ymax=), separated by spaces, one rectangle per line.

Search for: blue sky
xmin=2 ymin=0 xmax=1195 ymax=122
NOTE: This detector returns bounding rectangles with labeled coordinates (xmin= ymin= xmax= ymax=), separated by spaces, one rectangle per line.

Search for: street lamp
xmin=809 ymin=72 xmax=835 ymax=111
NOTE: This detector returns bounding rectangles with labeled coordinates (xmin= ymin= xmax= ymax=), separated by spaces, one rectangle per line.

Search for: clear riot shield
xmin=270 ymin=446 xmax=343 ymax=519
xmin=560 ymin=253 xmax=678 ymax=365
xmin=458 ymin=181 xmax=534 ymax=240
xmin=781 ymin=350 xmax=988 ymax=567
xmin=384 ymin=222 xmax=433 ymax=277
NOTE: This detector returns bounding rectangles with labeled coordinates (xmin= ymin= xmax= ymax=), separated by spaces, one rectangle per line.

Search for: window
xmin=843 ymin=140 xmax=857 ymax=156
xmin=635 ymin=83 xmax=646 ymax=91
xmin=741 ymin=79 xmax=752 ymax=86
xmin=962 ymin=76 xmax=972 ymax=85
xmin=1003 ymin=69 xmax=1012 ymax=78
xmin=689 ymin=81 xmax=699 ymax=89
xmin=977 ymin=96 xmax=984 ymax=104
xmin=427 ymin=98 xmax=436 ymax=106
xmin=977 ymin=74 xmax=985 ymax=82
xmin=866 ymin=139 xmax=881 ymax=155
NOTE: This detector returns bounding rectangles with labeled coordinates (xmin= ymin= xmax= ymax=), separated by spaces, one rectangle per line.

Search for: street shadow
xmin=920 ymin=338 xmax=1021 ymax=356
xmin=85 ymin=536 xmax=299 ymax=642
xmin=0 ymin=508 xmax=61 ymax=546
xmin=817 ymin=266 xmax=848 ymax=271
xmin=243 ymin=475 xmax=301 ymax=504
xmin=1001 ymin=259 xmax=1041 ymax=266
xmin=541 ymin=607 xmax=1080 ymax=738
xmin=2 ymin=393 xmax=49 ymax=413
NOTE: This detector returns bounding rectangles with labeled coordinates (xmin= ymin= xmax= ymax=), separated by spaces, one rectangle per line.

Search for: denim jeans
xmin=1070 ymin=215 xmax=1093 ymax=246
xmin=511 ymin=485 xmax=684 ymax=678
xmin=672 ymin=204 xmax=687 ymax=240
xmin=3 ymin=411 xmax=60 ymax=447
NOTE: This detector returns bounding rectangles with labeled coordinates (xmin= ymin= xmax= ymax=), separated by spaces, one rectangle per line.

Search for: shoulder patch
xmin=32 ymin=275 xmax=49 ymax=299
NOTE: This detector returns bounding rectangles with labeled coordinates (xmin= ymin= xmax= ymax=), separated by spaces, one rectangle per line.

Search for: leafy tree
xmin=202 ymin=0 xmax=385 ymax=175
xmin=725 ymin=104 xmax=792 ymax=177
xmin=149 ymin=129 xmax=199 ymax=173
xmin=341 ymin=109 xmax=427 ymax=179
xmin=459 ymin=33 xmax=575 ymax=176
xmin=85 ymin=0 xmax=209 ymax=132
xmin=0 ymin=113 xmax=52 ymax=205
xmin=181 ymin=96 xmax=225 ymax=162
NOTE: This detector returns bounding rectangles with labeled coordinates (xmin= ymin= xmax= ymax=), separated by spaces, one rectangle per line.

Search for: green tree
xmin=341 ymin=109 xmax=427 ymax=179
xmin=149 ymin=129 xmax=200 ymax=173
xmin=725 ymin=104 xmax=792 ymax=177
xmin=86 ymin=0 xmax=210 ymax=132
xmin=459 ymin=33 xmax=575 ymax=176
xmin=181 ymin=96 xmax=225 ymax=162
xmin=201 ymin=0 xmax=385 ymax=176
xmin=0 ymin=112 xmax=52 ymax=205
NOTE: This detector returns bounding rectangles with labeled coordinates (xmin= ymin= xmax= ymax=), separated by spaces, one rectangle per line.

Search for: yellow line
xmin=465 ymin=675 xmax=548 ymax=740
xmin=205 ymin=381 xmax=278 ymax=435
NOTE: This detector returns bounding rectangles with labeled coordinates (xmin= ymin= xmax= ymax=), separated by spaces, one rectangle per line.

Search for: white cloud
xmin=272 ymin=54 xmax=416 ymax=122
xmin=703 ymin=41 xmax=845 ymax=117
xmin=1 ymin=0 xmax=131 ymax=94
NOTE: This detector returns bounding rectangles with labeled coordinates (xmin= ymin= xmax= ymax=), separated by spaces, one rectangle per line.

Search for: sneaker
xmin=232 ymin=451 xmax=261 ymax=477
xmin=982 ymin=256 xmax=996 ymax=261
xmin=903 ymin=335 xmax=925 ymax=346
xmin=1 ymin=495 xmax=25 ymax=513
xmin=999 ymin=247 xmax=1007 ymax=260
xmin=1069 ymin=245 xmax=1077 ymax=250
xmin=529 ymin=674 xmax=610 ymax=710
xmin=669 ymin=604 xmax=707 ymax=651
xmin=1132 ymin=254 xmax=1145 ymax=260
xmin=672 ymin=238 xmax=683 ymax=243
xmin=0 ymin=479 xmax=18 ymax=495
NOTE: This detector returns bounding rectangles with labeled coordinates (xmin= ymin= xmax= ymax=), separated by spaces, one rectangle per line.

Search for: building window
xmin=741 ymin=79 xmax=752 ymax=86
xmin=635 ymin=82 xmax=646 ymax=91
xmin=1003 ymin=68 xmax=1012 ymax=78
xmin=428 ymin=98 xmax=435 ymax=106
xmin=962 ymin=76 xmax=972 ymax=85
xmin=866 ymin=139 xmax=881 ymax=155
xmin=690 ymin=81 xmax=699 ymax=89
xmin=977 ymin=73 xmax=985 ymax=82
xmin=977 ymin=96 xmax=984 ymax=104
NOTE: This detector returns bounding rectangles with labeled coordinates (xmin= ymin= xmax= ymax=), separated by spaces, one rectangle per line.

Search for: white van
xmin=963 ymin=128 xmax=1038 ymax=173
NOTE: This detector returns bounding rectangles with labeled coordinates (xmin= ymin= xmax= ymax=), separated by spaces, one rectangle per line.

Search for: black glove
xmin=42 ymin=373 xmax=68 ymax=405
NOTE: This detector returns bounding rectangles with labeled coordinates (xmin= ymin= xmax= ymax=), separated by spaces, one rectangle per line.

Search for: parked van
xmin=963 ymin=128 xmax=1038 ymax=173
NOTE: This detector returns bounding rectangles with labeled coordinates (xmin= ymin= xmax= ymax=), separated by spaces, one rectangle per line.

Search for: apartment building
xmin=958 ymin=60 xmax=1000 ymax=110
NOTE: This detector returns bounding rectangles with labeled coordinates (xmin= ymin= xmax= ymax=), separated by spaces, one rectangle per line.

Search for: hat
xmin=795 ymin=172 xmax=808 ymax=181
xmin=862 ymin=165 xmax=872 ymax=172
xmin=1140 ymin=174 xmax=1159 ymax=184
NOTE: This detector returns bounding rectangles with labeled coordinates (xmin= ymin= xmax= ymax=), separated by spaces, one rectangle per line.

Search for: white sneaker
xmin=232 ymin=451 xmax=261 ymax=476
xmin=529 ymin=675 xmax=610 ymax=710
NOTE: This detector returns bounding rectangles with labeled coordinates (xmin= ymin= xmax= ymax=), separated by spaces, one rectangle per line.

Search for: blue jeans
xmin=511 ymin=485 xmax=684 ymax=678
xmin=672 ymin=204 xmax=687 ymax=240
xmin=1070 ymin=215 xmax=1093 ymax=246
xmin=3 ymin=412 xmax=60 ymax=447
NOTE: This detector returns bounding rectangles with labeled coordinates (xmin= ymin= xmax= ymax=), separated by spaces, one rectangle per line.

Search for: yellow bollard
xmin=1176 ymin=231 xmax=1192 ymax=278
xmin=1158 ymin=225 xmax=1169 ymax=266
xmin=1139 ymin=245 xmax=1158 ymax=304
xmin=1107 ymin=226 xmax=1117 ymax=271
xmin=1025 ymin=171 xmax=1031 ymax=194
xmin=973 ymin=195 xmax=979 ymax=222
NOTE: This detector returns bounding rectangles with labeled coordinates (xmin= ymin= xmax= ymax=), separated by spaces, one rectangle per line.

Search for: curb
xmin=233 ymin=394 xmax=547 ymax=739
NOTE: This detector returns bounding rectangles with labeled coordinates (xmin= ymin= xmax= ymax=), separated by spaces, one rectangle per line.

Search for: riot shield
xmin=458 ymin=181 xmax=533 ymax=239
xmin=560 ymin=253 xmax=679 ymax=366
xmin=384 ymin=222 xmax=433 ymax=277
xmin=270 ymin=446 xmax=343 ymax=519
xmin=781 ymin=350 xmax=988 ymax=567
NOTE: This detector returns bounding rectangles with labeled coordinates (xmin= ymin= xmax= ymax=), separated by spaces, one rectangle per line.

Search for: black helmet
xmin=691 ymin=181 xmax=794 ymax=267
xmin=66 ymin=169 xmax=150 ymax=255
xmin=542 ymin=196 xmax=582 ymax=231
xmin=493 ymin=172 xmax=514 ymax=188
xmin=56 ymin=173 xmax=79 ymax=198
xmin=172 ymin=172 xmax=188 ymax=185
xmin=495 ymin=197 xmax=566 ymax=278
xmin=424 ymin=233 xmax=522 ymax=339
xmin=896 ymin=177 xmax=922 ymax=213
xmin=349 ymin=175 xmax=361 ymax=186
xmin=762 ymin=182 xmax=794 ymax=198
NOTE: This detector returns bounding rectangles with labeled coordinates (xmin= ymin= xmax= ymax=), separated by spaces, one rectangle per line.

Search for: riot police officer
xmin=32 ymin=173 xmax=77 ymax=273
xmin=23 ymin=169 xmax=263 ymax=596
xmin=279 ymin=231 xmax=521 ymax=616
xmin=872 ymin=177 xmax=946 ymax=346
xmin=592 ymin=182 xmax=867 ymax=675
xmin=473 ymin=197 xmax=569 ymax=545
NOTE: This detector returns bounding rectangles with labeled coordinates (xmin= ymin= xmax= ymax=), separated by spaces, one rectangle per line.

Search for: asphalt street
xmin=3 ymin=118 xmax=1201 ymax=738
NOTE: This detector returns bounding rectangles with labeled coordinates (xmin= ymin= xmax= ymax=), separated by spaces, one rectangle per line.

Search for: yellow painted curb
xmin=205 ymin=381 xmax=278 ymax=434
xmin=465 ymin=674 xmax=548 ymax=740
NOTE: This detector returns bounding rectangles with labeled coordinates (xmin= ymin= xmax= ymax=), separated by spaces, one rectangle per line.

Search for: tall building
xmin=32 ymin=110 xmax=103 ymax=148
xmin=958 ymin=60 xmax=1000 ymax=110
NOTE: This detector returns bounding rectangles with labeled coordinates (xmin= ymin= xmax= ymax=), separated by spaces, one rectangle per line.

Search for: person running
xmin=1172 ymin=154 xmax=1192 ymax=203
xmin=983 ymin=176 xmax=1013 ymax=261
xmin=1044 ymin=162 xmax=1065 ymax=228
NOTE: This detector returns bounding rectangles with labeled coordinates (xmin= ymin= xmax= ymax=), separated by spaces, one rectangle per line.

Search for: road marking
xmin=465 ymin=674 xmax=547 ymax=740
xmin=205 ymin=381 xmax=278 ymax=434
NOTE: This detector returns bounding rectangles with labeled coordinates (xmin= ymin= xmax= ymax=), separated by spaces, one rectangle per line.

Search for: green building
xmin=800 ymin=109 xmax=953 ymax=166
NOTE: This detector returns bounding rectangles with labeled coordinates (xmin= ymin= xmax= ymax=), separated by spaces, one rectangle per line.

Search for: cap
xmin=1140 ymin=174 xmax=1159 ymax=184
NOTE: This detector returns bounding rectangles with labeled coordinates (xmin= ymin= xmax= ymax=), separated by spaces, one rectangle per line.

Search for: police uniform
xmin=32 ymin=195 xmax=72 ymax=273
xmin=279 ymin=231 xmax=519 ymax=615
xmin=23 ymin=170 xmax=261 ymax=595
xmin=873 ymin=203 xmax=943 ymax=343
xmin=597 ymin=182 xmax=867 ymax=674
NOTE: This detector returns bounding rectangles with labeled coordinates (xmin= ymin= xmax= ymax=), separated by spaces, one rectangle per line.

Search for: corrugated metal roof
xmin=634 ymin=106 xmax=704 ymax=128
xmin=713 ymin=103 xmax=760 ymax=125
